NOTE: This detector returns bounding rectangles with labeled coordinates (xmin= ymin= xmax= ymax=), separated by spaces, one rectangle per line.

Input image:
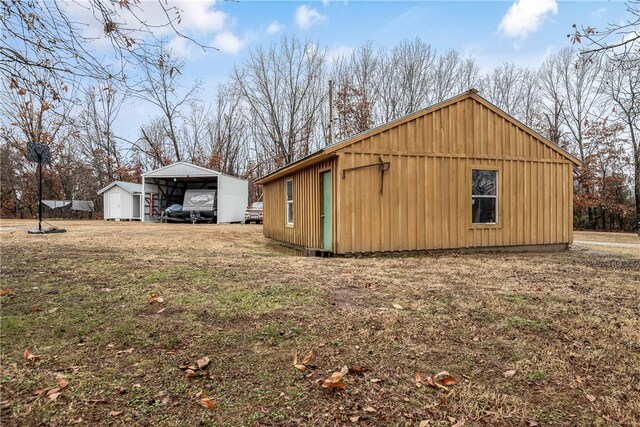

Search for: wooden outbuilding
xmin=255 ymin=89 xmax=581 ymax=255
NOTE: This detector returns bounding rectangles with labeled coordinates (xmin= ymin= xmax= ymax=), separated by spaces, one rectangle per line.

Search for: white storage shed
xmin=97 ymin=181 xmax=144 ymax=221
xmin=141 ymin=162 xmax=249 ymax=223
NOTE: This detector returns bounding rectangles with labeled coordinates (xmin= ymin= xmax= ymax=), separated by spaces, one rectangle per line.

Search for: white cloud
xmin=60 ymin=0 xmax=226 ymax=48
xmin=266 ymin=21 xmax=284 ymax=35
xmin=295 ymin=5 xmax=326 ymax=30
xmin=327 ymin=44 xmax=353 ymax=62
xmin=213 ymin=31 xmax=243 ymax=55
xmin=167 ymin=36 xmax=194 ymax=59
xmin=499 ymin=0 xmax=558 ymax=39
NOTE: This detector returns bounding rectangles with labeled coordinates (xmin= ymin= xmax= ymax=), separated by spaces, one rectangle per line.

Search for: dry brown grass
xmin=1 ymin=220 xmax=639 ymax=427
xmin=574 ymin=230 xmax=640 ymax=244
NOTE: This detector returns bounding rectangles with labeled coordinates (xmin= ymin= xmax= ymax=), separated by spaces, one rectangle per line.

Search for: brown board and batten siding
xmin=256 ymin=90 xmax=580 ymax=255
xmin=334 ymin=96 xmax=575 ymax=254
xmin=262 ymin=158 xmax=336 ymax=250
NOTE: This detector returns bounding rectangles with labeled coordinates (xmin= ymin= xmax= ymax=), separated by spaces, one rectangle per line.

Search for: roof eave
xmin=255 ymin=151 xmax=335 ymax=184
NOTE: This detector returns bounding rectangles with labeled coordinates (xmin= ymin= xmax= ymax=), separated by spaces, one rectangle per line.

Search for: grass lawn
xmin=1 ymin=220 xmax=639 ymax=426
xmin=574 ymin=230 xmax=639 ymax=245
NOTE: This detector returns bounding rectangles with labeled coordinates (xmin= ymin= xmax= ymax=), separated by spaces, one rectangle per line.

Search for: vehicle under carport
xmin=140 ymin=162 xmax=248 ymax=224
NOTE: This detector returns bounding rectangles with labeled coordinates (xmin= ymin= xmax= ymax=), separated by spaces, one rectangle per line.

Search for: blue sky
xmin=89 ymin=0 xmax=630 ymax=142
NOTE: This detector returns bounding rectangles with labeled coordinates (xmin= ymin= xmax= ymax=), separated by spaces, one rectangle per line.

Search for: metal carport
xmin=141 ymin=162 xmax=248 ymax=223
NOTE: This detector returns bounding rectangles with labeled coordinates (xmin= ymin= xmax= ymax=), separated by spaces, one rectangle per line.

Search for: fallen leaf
xmin=528 ymin=421 xmax=539 ymax=427
xmin=48 ymin=307 xmax=59 ymax=314
xmin=56 ymin=374 xmax=68 ymax=389
xmin=587 ymin=394 xmax=596 ymax=403
xmin=23 ymin=349 xmax=44 ymax=362
xmin=350 ymin=415 xmax=360 ymax=422
xmin=186 ymin=369 xmax=204 ymax=378
xmin=416 ymin=370 xmax=426 ymax=387
xmin=440 ymin=375 xmax=457 ymax=386
xmin=149 ymin=294 xmax=164 ymax=304
xmin=156 ymin=308 xmax=166 ymax=314
xmin=349 ymin=366 xmax=367 ymax=375
xmin=116 ymin=348 xmax=134 ymax=356
xmin=392 ymin=303 xmax=404 ymax=310
xmin=503 ymin=370 xmax=516 ymax=378
xmin=108 ymin=410 xmax=123 ymax=417
xmin=196 ymin=356 xmax=210 ymax=369
xmin=434 ymin=371 xmax=457 ymax=386
xmin=301 ymin=350 xmax=314 ymax=365
xmin=321 ymin=366 xmax=348 ymax=389
xmin=293 ymin=350 xmax=314 ymax=370
xmin=45 ymin=387 xmax=61 ymax=397
xmin=0 ymin=289 xmax=14 ymax=296
xmin=31 ymin=306 xmax=42 ymax=312
xmin=417 ymin=371 xmax=449 ymax=392
xmin=419 ymin=421 xmax=431 ymax=427
xmin=33 ymin=387 xmax=55 ymax=396
xmin=101 ymin=288 xmax=113 ymax=293
xmin=363 ymin=406 xmax=376 ymax=413
xmin=370 ymin=378 xmax=382 ymax=383
xmin=293 ymin=353 xmax=306 ymax=371
xmin=198 ymin=397 xmax=216 ymax=410
xmin=47 ymin=392 xmax=62 ymax=401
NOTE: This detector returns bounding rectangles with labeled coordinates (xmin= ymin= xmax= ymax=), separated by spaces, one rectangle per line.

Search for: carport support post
xmin=141 ymin=176 xmax=145 ymax=222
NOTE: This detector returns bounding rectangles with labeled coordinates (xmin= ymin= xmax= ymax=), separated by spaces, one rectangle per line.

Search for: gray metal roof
xmin=142 ymin=162 xmax=222 ymax=178
xmin=97 ymin=181 xmax=142 ymax=195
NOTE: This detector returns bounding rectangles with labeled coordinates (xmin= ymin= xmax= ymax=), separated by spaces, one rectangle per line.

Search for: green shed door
xmin=321 ymin=171 xmax=332 ymax=250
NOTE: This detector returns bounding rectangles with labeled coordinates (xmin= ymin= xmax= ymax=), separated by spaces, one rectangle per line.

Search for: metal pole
xmin=329 ymin=79 xmax=334 ymax=145
xmin=38 ymin=159 xmax=43 ymax=231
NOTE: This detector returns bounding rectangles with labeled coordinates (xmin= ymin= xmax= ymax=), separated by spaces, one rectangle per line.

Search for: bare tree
xmin=134 ymin=44 xmax=201 ymax=162
xmin=570 ymin=0 xmax=640 ymax=61
xmin=603 ymin=55 xmax=640 ymax=233
xmin=181 ymin=101 xmax=211 ymax=164
xmin=233 ymin=35 xmax=327 ymax=168
xmin=375 ymin=39 xmax=436 ymax=122
xmin=0 ymin=70 xmax=77 ymax=214
xmin=453 ymin=57 xmax=481 ymax=96
xmin=204 ymin=83 xmax=249 ymax=175
xmin=0 ymin=0 xmax=211 ymax=101
xmin=554 ymin=48 xmax=604 ymax=161
xmin=430 ymin=50 xmax=464 ymax=103
xmin=77 ymin=83 xmax=123 ymax=186
xmin=136 ymin=117 xmax=173 ymax=169
xmin=479 ymin=63 xmax=525 ymax=117
xmin=538 ymin=54 xmax=570 ymax=148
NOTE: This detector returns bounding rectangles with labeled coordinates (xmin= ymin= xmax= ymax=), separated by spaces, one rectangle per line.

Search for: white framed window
xmin=471 ymin=169 xmax=498 ymax=224
xmin=286 ymin=179 xmax=293 ymax=225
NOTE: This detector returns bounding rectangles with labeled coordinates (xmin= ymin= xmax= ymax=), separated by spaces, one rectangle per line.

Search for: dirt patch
xmin=1 ymin=220 xmax=639 ymax=426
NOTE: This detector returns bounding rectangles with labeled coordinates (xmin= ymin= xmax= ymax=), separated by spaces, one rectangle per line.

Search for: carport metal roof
xmin=142 ymin=162 xmax=222 ymax=179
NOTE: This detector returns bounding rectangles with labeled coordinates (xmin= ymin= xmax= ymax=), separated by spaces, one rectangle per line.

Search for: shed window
xmin=286 ymin=179 xmax=293 ymax=225
xmin=472 ymin=170 xmax=497 ymax=224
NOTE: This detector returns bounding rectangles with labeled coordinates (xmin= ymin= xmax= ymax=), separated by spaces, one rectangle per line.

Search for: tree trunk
xmin=636 ymin=159 xmax=640 ymax=236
